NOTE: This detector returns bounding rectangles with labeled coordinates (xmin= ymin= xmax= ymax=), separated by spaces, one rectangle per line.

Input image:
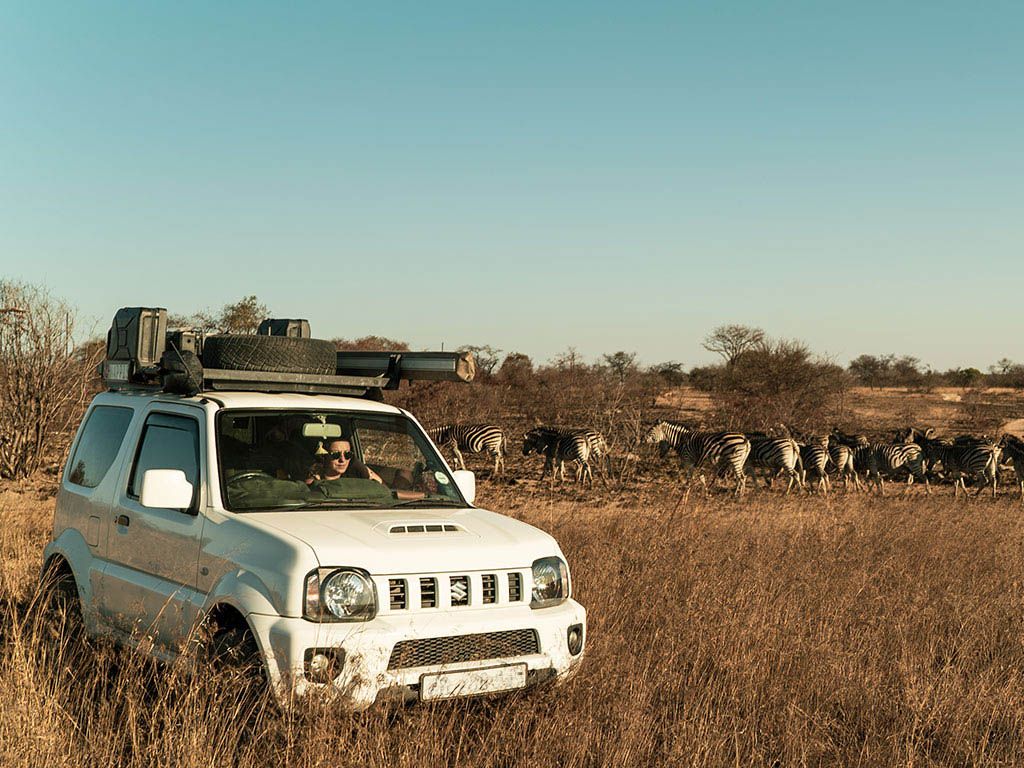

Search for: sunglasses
xmin=325 ymin=450 xmax=353 ymax=461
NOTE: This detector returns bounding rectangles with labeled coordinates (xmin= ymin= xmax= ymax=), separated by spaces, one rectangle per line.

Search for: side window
xmin=66 ymin=406 xmax=135 ymax=489
xmin=128 ymin=413 xmax=200 ymax=502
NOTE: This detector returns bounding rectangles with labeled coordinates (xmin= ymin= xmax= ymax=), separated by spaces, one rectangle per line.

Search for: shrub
xmin=708 ymin=339 xmax=850 ymax=431
xmin=0 ymin=282 xmax=102 ymax=480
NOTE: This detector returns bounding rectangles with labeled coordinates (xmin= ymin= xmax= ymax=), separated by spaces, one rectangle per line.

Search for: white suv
xmin=43 ymin=389 xmax=586 ymax=708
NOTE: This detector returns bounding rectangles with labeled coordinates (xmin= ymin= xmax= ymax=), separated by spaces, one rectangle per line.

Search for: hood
xmin=249 ymin=506 xmax=559 ymax=575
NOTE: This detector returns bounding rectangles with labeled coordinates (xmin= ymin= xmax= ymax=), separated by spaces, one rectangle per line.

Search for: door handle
xmin=115 ymin=514 xmax=130 ymax=527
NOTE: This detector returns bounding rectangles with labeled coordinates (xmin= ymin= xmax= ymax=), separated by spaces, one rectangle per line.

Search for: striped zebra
xmin=829 ymin=429 xmax=867 ymax=491
xmin=426 ymin=424 xmax=507 ymax=476
xmin=643 ymin=420 xmax=689 ymax=459
xmin=644 ymin=421 xmax=751 ymax=495
xmin=998 ymin=434 xmax=1024 ymax=502
xmin=915 ymin=434 xmax=1000 ymax=498
xmin=799 ymin=435 xmax=831 ymax=494
xmin=747 ymin=436 xmax=804 ymax=494
xmin=851 ymin=442 xmax=929 ymax=495
xmin=522 ymin=427 xmax=605 ymax=486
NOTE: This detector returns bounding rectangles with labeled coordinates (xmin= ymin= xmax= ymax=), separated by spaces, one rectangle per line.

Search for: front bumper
xmin=248 ymin=599 xmax=586 ymax=709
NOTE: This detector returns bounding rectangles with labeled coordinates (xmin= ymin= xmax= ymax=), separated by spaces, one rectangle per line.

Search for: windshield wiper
xmin=240 ymin=499 xmax=391 ymax=512
xmin=390 ymin=498 xmax=465 ymax=508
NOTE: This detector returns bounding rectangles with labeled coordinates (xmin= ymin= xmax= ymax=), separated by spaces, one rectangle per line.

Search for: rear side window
xmin=66 ymin=406 xmax=134 ymax=489
xmin=129 ymin=413 xmax=200 ymax=499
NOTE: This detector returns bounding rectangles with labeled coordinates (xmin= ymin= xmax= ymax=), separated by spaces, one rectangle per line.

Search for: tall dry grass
xmin=3 ymin=485 xmax=1024 ymax=767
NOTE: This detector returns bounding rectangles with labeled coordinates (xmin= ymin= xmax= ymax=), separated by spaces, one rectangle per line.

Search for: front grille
xmin=389 ymin=579 xmax=407 ymax=610
xmin=482 ymin=574 xmax=497 ymax=604
xmin=420 ymin=577 xmax=437 ymax=608
xmin=450 ymin=575 xmax=469 ymax=606
xmin=509 ymin=572 xmax=523 ymax=602
xmin=388 ymin=629 xmax=540 ymax=670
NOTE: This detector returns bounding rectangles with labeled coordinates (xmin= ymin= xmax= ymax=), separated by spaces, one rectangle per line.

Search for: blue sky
xmin=1 ymin=1 xmax=1021 ymax=370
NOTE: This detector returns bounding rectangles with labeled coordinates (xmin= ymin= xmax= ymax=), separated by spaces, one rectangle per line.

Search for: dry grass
xmin=4 ymin=481 xmax=1024 ymax=767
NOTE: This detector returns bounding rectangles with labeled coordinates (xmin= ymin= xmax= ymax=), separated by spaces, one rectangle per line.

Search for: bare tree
xmin=551 ymin=346 xmax=584 ymax=373
xmin=171 ymin=295 xmax=269 ymax=334
xmin=702 ymin=325 xmax=766 ymax=365
xmin=601 ymin=351 xmax=638 ymax=383
xmin=0 ymin=282 xmax=103 ymax=479
xmin=709 ymin=337 xmax=850 ymax=431
xmin=333 ymin=335 xmax=410 ymax=351
xmin=457 ymin=345 xmax=501 ymax=377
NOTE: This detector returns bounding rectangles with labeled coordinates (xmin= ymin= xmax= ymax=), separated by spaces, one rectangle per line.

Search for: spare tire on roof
xmin=202 ymin=335 xmax=337 ymax=375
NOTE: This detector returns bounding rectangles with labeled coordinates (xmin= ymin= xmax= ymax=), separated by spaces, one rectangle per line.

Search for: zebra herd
xmin=426 ymin=423 xmax=609 ymax=485
xmin=425 ymin=421 xmax=1024 ymax=500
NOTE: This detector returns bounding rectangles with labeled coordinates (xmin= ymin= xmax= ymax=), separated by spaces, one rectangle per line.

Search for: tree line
xmin=1 ymin=285 xmax=1020 ymax=480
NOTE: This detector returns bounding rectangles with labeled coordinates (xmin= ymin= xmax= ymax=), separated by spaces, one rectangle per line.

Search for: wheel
xmin=206 ymin=623 xmax=267 ymax=701
xmin=39 ymin=563 xmax=83 ymax=643
xmin=202 ymin=335 xmax=337 ymax=375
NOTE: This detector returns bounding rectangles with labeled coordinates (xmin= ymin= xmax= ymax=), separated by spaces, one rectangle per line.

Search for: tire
xmin=202 ymin=335 xmax=337 ymax=375
xmin=205 ymin=624 xmax=273 ymax=707
xmin=39 ymin=564 xmax=83 ymax=643
xmin=207 ymin=624 xmax=267 ymax=688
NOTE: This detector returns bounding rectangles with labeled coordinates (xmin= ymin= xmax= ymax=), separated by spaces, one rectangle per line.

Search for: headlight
xmin=531 ymin=556 xmax=570 ymax=609
xmin=303 ymin=568 xmax=377 ymax=622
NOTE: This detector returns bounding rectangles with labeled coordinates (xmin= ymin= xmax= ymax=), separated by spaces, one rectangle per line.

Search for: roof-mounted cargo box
xmin=99 ymin=307 xmax=474 ymax=398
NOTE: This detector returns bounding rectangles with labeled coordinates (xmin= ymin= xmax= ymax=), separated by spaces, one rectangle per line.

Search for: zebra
xmin=851 ymin=442 xmax=929 ymax=495
xmin=828 ymin=431 xmax=866 ymax=491
xmin=522 ymin=427 xmax=605 ymax=486
xmin=747 ymin=436 xmax=804 ymax=494
xmin=799 ymin=435 xmax=831 ymax=494
xmin=644 ymin=421 xmax=751 ymax=495
xmin=914 ymin=434 xmax=1000 ymax=498
xmin=426 ymin=424 xmax=507 ymax=476
xmin=998 ymin=434 xmax=1024 ymax=502
xmin=643 ymin=420 xmax=689 ymax=459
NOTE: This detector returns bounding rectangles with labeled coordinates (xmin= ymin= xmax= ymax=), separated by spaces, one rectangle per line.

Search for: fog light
xmin=304 ymin=647 xmax=345 ymax=684
xmin=567 ymin=624 xmax=584 ymax=656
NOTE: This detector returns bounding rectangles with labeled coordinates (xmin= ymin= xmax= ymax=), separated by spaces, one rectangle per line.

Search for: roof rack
xmin=101 ymin=307 xmax=474 ymax=398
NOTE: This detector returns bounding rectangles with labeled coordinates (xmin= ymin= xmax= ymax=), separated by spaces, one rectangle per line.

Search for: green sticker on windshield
xmin=435 ymin=471 xmax=450 ymax=485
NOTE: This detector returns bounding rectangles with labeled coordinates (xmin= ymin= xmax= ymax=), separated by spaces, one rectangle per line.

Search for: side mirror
xmin=140 ymin=469 xmax=195 ymax=511
xmin=451 ymin=470 xmax=476 ymax=505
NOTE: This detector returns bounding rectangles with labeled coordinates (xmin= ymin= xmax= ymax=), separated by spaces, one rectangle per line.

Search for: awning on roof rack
xmin=201 ymin=368 xmax=385 ymax=397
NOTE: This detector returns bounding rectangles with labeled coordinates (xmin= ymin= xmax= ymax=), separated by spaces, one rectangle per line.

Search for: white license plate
xmin=420 ymin=663 xmax=528 ymax=702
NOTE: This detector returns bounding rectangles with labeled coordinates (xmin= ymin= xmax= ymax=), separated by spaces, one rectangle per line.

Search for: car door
xmin=57 ymin=403 xmax=137 ymax=624
xmin=98 ymin=406 xmax=207 ymax=654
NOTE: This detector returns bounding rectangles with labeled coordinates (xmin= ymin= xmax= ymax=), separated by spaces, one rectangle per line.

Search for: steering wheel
xmin=226 ymin=471 xmax=270 ymax=487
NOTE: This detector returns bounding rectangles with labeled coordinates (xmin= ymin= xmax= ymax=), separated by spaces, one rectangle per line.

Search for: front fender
xmin=203 ymin=569 xmax=281 ymax=619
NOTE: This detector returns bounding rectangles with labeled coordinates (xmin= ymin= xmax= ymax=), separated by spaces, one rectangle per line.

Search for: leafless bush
xmin=332 ymin=335 xmax=410 ymax=351
xmin=708 ymin=338 xmax=851 ymax=432
xmin=0 ymin=282 xmax=101 ymax=480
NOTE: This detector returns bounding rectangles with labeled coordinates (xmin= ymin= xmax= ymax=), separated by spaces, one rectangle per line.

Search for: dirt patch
xmin=1001 ymin=418 xmax=1024 ymax=436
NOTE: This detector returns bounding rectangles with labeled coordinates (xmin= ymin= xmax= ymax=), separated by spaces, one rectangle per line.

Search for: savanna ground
xmin=2 ymin=385 xmax=1024 ymax=767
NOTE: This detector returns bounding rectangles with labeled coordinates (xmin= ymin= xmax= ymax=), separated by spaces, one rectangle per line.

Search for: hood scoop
xmin=387 ymin=522 xmax=464 ymax=535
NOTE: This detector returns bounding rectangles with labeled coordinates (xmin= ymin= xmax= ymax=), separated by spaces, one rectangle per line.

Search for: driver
xmin=307 ymin=438 xmax=384 ymax=485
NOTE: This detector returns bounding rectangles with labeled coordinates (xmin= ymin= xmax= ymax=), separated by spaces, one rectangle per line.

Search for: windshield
xmin=216 ymin=409 xmax=466 ymax=512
